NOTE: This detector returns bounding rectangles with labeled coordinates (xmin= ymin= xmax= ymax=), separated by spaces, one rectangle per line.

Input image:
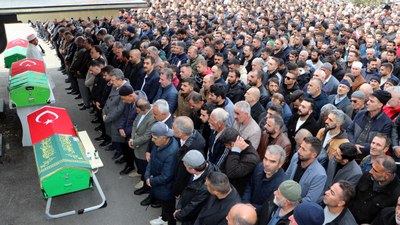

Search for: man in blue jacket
xmin=347 ymin=89 xmax=392 ymax=156
xmin=153 ymin=68 xmax=178 ymax=114
xmin=145 ymin=122 xmax=179 ymax=225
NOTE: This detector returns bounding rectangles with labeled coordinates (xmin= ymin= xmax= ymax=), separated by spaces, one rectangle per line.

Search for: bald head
xmin=226 ymin=203 xmax=257 ymax=225
xmin=245 ymin=87 xmax=261 ymax=105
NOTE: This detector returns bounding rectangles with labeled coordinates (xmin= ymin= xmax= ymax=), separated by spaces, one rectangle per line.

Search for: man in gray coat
xmin=102 ymin=68 xmax=129 ymax=159
xmin=129 ymin=98 xmax=156 ymax=194
xmin=324 ymin=142 xmax=362 ymax=191
xmin=285 ymin=136 xmax=327 ymax=202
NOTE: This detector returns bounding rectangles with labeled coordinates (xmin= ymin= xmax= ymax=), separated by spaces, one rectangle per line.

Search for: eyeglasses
xmin=285 ymin=77 xmax=296 ymax=80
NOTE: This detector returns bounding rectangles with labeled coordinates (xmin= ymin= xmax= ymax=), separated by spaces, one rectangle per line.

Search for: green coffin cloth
xmin=10 ymin=71 xmax=48 ymax=84
xmin=9 ymin=73 xmax=51 ymax=107
xmin=4 ymin=46 xmax=27 ymax=68
xmin=33 ymin=134 xmax=92 ymax=198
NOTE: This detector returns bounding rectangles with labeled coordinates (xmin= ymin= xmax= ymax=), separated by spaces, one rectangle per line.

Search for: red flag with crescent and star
xmin=6 ymin=38 xmax=28 ymax=49
xmin=10 ymin=58 xmax=45 ymax=77
xmin=27 ymin=106 xmax=77 ymax=145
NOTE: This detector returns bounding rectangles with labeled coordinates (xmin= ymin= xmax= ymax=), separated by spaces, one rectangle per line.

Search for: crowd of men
xmin=30 ymin=0 xmax=400 ymax=224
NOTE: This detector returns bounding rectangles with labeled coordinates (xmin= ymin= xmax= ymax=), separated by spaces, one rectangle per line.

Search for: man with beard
xmin=247 ymin=70 xmax=269 ymax=106
xmin=316 ymin=110 xmax=350 ymax=160
xmin=198 ymin=102 xmax=216 ymax=151
xmin=245 ymin=87 xmax=265 ymax=124
xmin=126 ymin=49 xmax=145 ymax=90
xmin=226 ymin=69 xmax=246 ymax=104
xmin=349 ymin=155 xmax=400 ymax=224
xmin=242 ymin=145 xmax=288 ymax=209
xmin=208 ymin=84 xmax=235 ymax=127
xmin=242 ymin=45 xmax=255 ymax=73
xmin=257 ymin=115 xmax=291 ymax=169
xmin=306 ymin=49 xmax=323 ymax=70
xmin=286 ymin=98 xmax=319 ymax=150
xmin=256 ymin=180 xmax=302 ymax=225
xmin=175 ymin=78 xmax=196 ymax=117
xmin=285 ymin=136 xmax=327 ymax=202
xmin=281 ymin=70 xmax=300 ymax=104
xmin=384 ymin=50 xmax=400 ymax=78
xmin=140 ymin=56 xmax=160 ymax=103
xmin=187 ymin=92 xmax=204 ymax=130
xmin=200 ymin=74 xmax=214 ymax=102
xmin=322 ymin=181 xmax=358 ymax=225
xmin=305 ymin=78 xmax=329 ymax=119
xmin=379 ymin=63 xmax=400 ymax=89
xmin=365 ymin=58 xmax=380 ymax=82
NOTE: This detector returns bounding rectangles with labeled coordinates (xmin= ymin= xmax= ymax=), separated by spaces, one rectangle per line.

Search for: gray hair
xmin=153 ymin=99 xmax=170 ymax=114
xmin=174 ymin=116 xmax=194 ymax=136
xmin=110 ymin=68 xmax=125 ymax=80
xmin=104 ymin=34 xmax=115 ymax=43
xmin=313 ymin=70 xmax=326 ymax=81
xmin=294 ymin=129 xmax=312 ymax=143
xmin=269 ymin=114 xmax=284 ymax=129
xmin=386 ymin=86 xmax=400 ymax=95
xmin=211 ymin=108 xmax=229 ymax=124
xmin=252 ymin=57 xmax=265 ymax=67
xmin=147 ymin=46 xmax=159 ymax=55
xmin=320 ymin=104 xmax=337 ymax=117
xmin=266 ymin=145 xmax=286 ymax=164
xmin=160 ymin=68 xmax=174 ymax=80
xmin=234 ymin=101 xmax=251 ymax=114
xmin=329 ymin=109 xmax=345 ymax=125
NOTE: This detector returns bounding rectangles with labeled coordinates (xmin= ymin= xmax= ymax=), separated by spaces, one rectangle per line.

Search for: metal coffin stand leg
xmin=45 ymin=173 xmax=107 ymax=219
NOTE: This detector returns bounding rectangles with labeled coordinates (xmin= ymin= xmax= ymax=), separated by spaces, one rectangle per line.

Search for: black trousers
xmin=161 ymin=198 xmax=176 ymax=225
xmin=121 ymin=142 xmax=135 ymax=168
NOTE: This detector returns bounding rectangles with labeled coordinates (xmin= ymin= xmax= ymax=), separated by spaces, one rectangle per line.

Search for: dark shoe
xmin=62 ymin=70 xmax=67 ymax=74
xmin=94 ymin=135 xmax=106 ymax=142
xmin=105 ymin=145 xmax=115 ymax=151
xmin=74 ymin=95 xmax=82 ymax=100
xmin=135 ymin=188 xmax=150 ymax=196
xmin=58 ymin=67 xmax=65 ymax=71
xmin=78 ymin=103 xmax=84 ymax=107
xmin=94 ymin=125 xmax=102 ymax=131
xmin=67 ymin=91 xmax=78 ymax=95
xmin=90 ymin=118 xmax=101 ymax=123
xmin=65 ymin=87 xmax=73 ymax=90
xmin=140 ymin=195 xmax=153 ymax=206
xmin=99 ymin=139 xmax=111 ymax=147
xmin=119 ymin=166 xmax=134 ymax=175
xmin=89 ymin=109 xmax=96 ymax=114
xmin=115 ymin=157 xmax=126 ymax=164
xmin=150 ymin=200 xmax=162 ymax=208
xmin=65 ymin=78 xmax=71 ymax=83
xmin=80 ymin=105 xmax=89 ymax=110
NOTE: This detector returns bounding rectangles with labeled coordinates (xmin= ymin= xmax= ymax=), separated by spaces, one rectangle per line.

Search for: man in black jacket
xmin=174 ymin=150 xmax=218 ymax=225
xmin=286 ymin=98 xmax=319 ymax=149
xmin=226 ymin=69 xmax=246 ymax=104
xmin=349 ymin=155 xmax=400 ymax=224
xmin=172 ymin=116 xmax=206 ymax=197
xmin=193 ymin=172 xmax=241 ymax=225
xmin=218 ymin=128 xmax=260 ymax=195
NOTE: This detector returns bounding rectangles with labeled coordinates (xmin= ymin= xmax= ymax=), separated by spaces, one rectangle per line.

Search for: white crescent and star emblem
xmin=35 ymin=110 xmax=59 ymax=125
xmin=19 ymin=60 xmax=37 ymax=67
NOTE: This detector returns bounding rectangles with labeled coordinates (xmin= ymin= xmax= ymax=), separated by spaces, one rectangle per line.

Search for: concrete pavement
xmin=0 ymin=24 xmax=160 ymax=225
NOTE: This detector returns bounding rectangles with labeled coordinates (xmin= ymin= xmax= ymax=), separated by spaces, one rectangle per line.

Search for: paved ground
xmin=0 ymin=24 xmax=160 ymax=225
